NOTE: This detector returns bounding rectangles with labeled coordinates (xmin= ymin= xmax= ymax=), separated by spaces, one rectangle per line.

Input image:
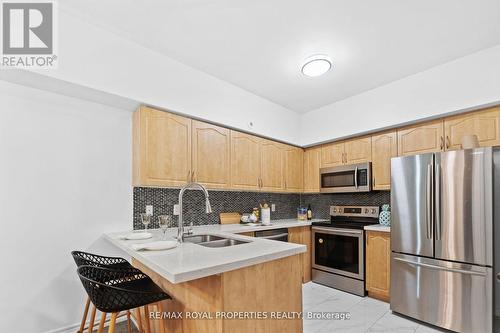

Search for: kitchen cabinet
xmin=260 ymin=139 xmax=284 ymax=191
xmin=288 ymin=226 xmax=311 ymax=283
xmin=444 ymin=106 xmax=500 ymax=150
xmin=321 ymin=142 xmax=344 ymax=167
xmin=321 ymin=137 xmax=371 ymax=168
xmin=344 ymin=137 xmax=372 ymax=164
xmin=230 ymin=131 xmax=261 ymax=190
xmin=133 ymin=106 xmax=192 ymax=187
xmin=192 ymin=121 xmax=231 ymax=188
xmin=371 ymin=131 xmax=397 ymax=190
xmin=397 ymin=120 xmax=444 ymax=156
xmin=366 ymin=231 xmax=391 ymax=302
xmin=303 ymin=147 xmax=321 ymax=193
xmin=283 ymin=146 xmax=304 ymax=192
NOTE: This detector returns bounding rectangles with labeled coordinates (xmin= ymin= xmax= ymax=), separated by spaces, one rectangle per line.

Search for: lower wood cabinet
xmin=365 ymin=231 xmax=391 ymax=302
xmin=288 ymin=226 xmax=311 ymax=283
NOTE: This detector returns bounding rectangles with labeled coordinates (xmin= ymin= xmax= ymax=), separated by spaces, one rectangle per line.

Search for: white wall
xmin=24 ymin=9 xmax=300 ymax=145
xmin=299 ymin=44 xmax=500 ymax=146
xmin=0 ymin=81 xmax=133 ymax=332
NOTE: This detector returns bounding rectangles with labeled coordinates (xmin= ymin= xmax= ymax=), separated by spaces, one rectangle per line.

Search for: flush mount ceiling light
xmin=301 ymin=55 xmax=332 ymax=77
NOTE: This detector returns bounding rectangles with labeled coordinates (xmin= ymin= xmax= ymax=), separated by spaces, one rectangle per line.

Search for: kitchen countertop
xmin=104 ymin=219 xmax=327 ymax=284
xmin=364 ymin=224 xmax=391 ymax=232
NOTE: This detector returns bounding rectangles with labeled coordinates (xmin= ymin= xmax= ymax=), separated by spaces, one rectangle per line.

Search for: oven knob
xmin=318 ymin=238 xmax=323 ymax=244
xmin=332 ymin=208 xmax=337 ymax=213
xmin=364 ymin=208 xmax=369 ymax=213
xmin=371 ymin=209 xmax=377 ymax=214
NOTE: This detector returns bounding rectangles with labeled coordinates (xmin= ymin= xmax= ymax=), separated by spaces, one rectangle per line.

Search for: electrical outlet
xmin=173 ymin=204 xmax=180 ymax=216
xmin=271 ymin=204 xmax=276 ymax=212
xmin=145 ymin=205 xmax=153 ymax=215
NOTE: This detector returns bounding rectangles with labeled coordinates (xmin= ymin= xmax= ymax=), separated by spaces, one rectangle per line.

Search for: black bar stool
xmin=71 ymin=251 xmax=134 ymax=333
xmin=77 ymin=265 xmax=171 ymax=333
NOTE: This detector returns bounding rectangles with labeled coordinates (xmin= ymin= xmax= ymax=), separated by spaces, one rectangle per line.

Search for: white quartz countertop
xmin=104 ymin=219 xmax=327 ymax=284
xmin=364 ymin=224 xmax=391 ymax=232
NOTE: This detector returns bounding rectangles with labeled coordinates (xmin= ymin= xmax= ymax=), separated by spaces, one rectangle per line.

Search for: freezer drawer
xmin=391 ymin=253 xmax=493 ymax=333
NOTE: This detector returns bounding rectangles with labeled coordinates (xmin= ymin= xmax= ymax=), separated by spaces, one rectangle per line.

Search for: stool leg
xmin=144 ymin=305 xmax=151 ymax=333
xmin=87 ymin=304 xmax=97 ymax=333
xmin=136 ymin=308 xmax=144 ymax=333
xmin=108 ymin=313 xmax=118 ymax=333
xmin=78 ymin=297 xmax=91 ymax=333
xmin=126 ymin=310 xmax=132 ymax=333
xmin=156 ymin=302 xmax=166 ymax=333
xmin=97 ymin=312 xmax=107 ymax=333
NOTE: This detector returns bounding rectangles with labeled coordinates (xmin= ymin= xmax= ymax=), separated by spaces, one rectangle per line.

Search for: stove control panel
xmin=330 ymin=205 xmax=379 ymax=218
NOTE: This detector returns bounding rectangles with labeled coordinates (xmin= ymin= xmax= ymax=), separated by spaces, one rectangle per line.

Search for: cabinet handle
xmin=187 ymin=171 xmax=191 ymax=182
xmin=446 ymin=136 xmax=450 ymax=150
xmin=192 ymin=171 xmax=196 ymax=182
xmin=285 ymin=180 xmax=287 ymax=189
xmin=440 ymin=136 xmax=444 ymax=150
xmin=373 ymin=177 xmax=375 ymax=187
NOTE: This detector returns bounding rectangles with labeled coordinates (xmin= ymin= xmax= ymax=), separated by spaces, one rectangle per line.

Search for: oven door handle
xmin=312 ymin=227 xmax=362 ymax=235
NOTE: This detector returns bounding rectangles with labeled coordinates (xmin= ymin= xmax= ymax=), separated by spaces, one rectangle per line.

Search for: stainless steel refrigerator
xmin=390 ymin=147 xmax=495 ymax=333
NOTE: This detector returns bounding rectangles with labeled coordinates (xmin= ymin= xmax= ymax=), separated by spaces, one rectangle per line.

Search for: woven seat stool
xmin=77 ymin=265 xmax=171 ymax=333
xmin=71 ymin=251 xmax=134 ymax=333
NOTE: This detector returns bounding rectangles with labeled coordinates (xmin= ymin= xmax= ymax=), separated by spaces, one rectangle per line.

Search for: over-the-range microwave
xmin=320 ymin=162 xmax=372 ymax=193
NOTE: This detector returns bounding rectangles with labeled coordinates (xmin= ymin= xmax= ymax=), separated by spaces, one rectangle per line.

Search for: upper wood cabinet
xmin=192 ymin=121 xmax=231 ymax=188
xmin=230 ymin=131 xmax=261 ymax=190
xmin=371 ymin=131 xmax=397 ymax=191
xmin=303 ymin=147 xmax=321 ymax=193
xmin=321 ymin=142 xmax=344 ymax=167
xmin=397 ymin=120 xmax=444 ymax=156
xmin=444 ymin=106 xmax=500 ymax=150
xmin=366 ymin=231 xmax=391 ymax=302
xmin=133 ymin=106 xmax=192 ymax=187
xmin=283 ymin=146 xmax=304 ymax=192
xmin=345 ymin=137 xmax=372 ymax=164
xmin=260 ymin=139 xmax=284 ymax=192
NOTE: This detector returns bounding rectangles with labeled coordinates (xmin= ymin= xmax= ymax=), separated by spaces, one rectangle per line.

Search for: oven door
xmin=312 ymin=227 xmax=364 ymax=280
xmin=320 ymin=163 xmax=371 ymax=193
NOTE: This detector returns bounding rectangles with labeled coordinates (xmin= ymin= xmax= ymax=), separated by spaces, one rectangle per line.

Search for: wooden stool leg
xmin=156 ymin=302 xmax=166 ymax=333
xmin=108 ymin=313 xmax=118 ymax=333
xmin=136 ymin=308 xmax=144 ymax=333
xmin=87 ymin=304 xmax=97 ymax=333
xmin=126 ymin=310 xmax=132 ymax=333
xmin=97 ymin=312 xmax=107 ymax=333
xmin=78 ymin=297 xmax=91 ymax=333
xmin=144 ymin=305 xmax=151 ymax=333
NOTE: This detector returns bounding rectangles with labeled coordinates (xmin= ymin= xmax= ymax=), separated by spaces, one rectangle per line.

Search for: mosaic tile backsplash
xmin=133 ymin=187 xmax=391 ymax=229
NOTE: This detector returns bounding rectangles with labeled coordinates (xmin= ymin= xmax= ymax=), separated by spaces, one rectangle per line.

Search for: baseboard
xmin=42 ymin=315 xmax=132 ymax=333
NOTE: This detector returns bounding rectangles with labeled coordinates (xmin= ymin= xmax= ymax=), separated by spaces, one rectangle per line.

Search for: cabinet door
xmin=303 ymin=147 xmax=321 ymax=193
xmin=283 ymin=146 xmax=304 ymax=192
xmin=345 ymin=137 xmax=372 ymax=164
xmin=321 ymin=142 xmax=344 ymax=167
xmin=192 ymin=121 xmax=230 ymax=188
xmin=366 ymin=231 xmax=391 ymax=301
xmin=444 ymin=106 xmax=500 ymax=150
xmin=288 ymin=226 xmax=311 ymax=283
xmin=371 ymin=131 xmax=397 ymax=190
xmin=397 ymin=120 xmax=444 ymax=156
xmin=260 ymin=139 xmax=284 ymax=192
xmin=230 ymin=131 xmax=261 ymax=190
xmin=133 ymin=107 xmax=192 ymax=186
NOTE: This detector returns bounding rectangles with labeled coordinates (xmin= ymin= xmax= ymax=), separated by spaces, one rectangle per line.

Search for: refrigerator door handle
xmin=426 ymin=164 xmax=433 ymax=239
xmin=435 ymin=163 xmax=441 ymax=240
xmin=393 ymin=257 xmax=487 ymax=276
xmin=497 ymin=273 xmax=500 ymax=282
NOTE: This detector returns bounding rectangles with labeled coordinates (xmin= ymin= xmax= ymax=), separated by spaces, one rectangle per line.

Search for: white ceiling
xmin=60 ymin=0 xmax=500 ymax=113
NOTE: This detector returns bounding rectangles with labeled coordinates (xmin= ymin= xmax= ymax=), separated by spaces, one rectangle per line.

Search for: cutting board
xmin=219 ymin=212 xmax=242 ymax=224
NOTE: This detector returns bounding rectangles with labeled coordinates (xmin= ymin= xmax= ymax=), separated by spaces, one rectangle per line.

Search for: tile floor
xmin=107 ymin=282 xmax=446 ymax=333
xmin=302 ymin=282 xmax=446 ymax=333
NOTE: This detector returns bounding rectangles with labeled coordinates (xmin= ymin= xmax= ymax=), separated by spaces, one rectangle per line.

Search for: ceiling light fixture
xmin=301 ymin=55 xmax=332 ymax=77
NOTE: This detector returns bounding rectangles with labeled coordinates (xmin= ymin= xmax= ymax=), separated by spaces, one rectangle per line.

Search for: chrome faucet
xmin=177 ymin=181 xmax=212 ymax=243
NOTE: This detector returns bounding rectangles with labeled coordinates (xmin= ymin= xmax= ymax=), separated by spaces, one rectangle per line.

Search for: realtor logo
xmin=1 ymin=0 xmax=57 ymax=68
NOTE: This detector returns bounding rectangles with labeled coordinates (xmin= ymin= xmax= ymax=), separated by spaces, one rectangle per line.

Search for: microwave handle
xmin=354 ymin=166 xmax=358 ymax=189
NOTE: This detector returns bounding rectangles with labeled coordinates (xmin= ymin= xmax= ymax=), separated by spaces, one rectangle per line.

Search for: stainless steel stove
xmin=311 ymin=205 xmax=379 ymax=296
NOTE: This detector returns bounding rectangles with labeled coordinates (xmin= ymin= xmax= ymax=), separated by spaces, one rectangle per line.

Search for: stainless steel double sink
xmin=184 ymin=234 xmax=251 ymax=248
